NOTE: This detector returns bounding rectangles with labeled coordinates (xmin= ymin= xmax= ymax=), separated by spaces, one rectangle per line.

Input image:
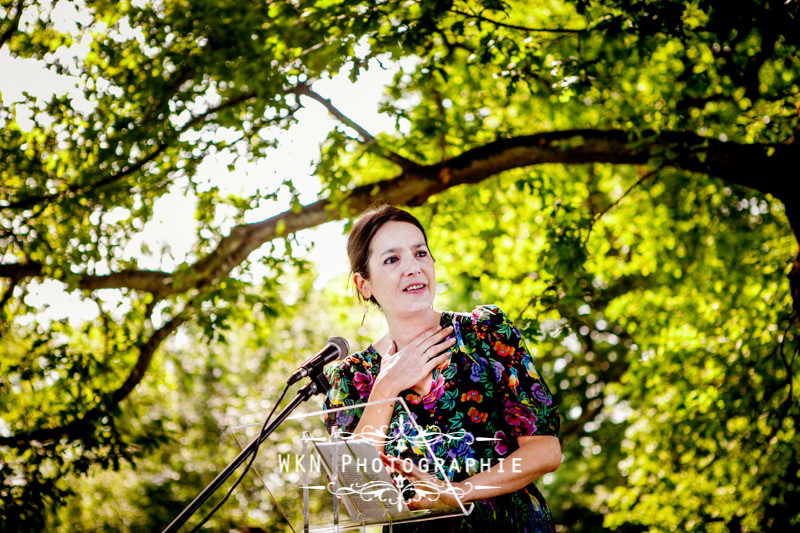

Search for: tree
xmin=1 ymin=0 xmax=798 ymax=530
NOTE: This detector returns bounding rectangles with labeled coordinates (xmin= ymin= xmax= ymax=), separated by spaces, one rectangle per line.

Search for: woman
xmin=323 ymin=205 xmax=561 ymax=532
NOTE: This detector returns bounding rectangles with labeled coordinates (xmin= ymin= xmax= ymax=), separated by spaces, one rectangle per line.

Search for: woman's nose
xmin=403 ymin=257 xmax=421 ymax=275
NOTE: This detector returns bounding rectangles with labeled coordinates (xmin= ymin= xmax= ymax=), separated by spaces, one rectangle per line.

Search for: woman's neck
xmin=385 ymin=308 xmax=441 ymax=350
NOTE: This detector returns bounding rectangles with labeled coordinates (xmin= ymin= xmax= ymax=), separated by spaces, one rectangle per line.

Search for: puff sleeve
xmin=474 ymin=305 xmax=560 ymax=439
xmin=322 ymin=350 xmax=378 ymax=435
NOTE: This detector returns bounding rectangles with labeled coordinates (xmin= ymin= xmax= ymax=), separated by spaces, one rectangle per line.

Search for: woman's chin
xmin=402 ymin=299 xmax=436 ymax=315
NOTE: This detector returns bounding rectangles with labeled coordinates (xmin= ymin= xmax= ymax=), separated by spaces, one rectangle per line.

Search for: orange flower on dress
xmin=407 ymin=392 xmax=422 ymax=405
xmin=461 ymin=390 xmax=484 ymax=403
xmin=493 ymin=341 xmax=515 ymax=358
xmin=468 ymin=406 xmax=488 ymax=423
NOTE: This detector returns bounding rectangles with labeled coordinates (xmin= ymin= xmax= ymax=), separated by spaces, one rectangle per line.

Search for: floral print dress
xmin=323 ymin=305 xmax=560 ymax=532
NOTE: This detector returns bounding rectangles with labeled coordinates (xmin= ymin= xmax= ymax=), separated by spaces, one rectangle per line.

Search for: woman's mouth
xmin=403 ymin=283 xmax=426 ymax=292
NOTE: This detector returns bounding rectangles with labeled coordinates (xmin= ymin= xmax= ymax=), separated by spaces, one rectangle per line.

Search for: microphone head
xmin=327 ymin=336 xmax=350 ymax=360
xmin=328 ymin=337 xmax=350 ymax=361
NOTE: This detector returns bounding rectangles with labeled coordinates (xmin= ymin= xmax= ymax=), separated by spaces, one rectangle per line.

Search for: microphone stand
xmin=162 ymin=370 xmax=331 ymax=532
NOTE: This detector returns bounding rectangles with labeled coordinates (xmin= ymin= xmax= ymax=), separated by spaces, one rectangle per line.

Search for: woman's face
xmin=355 ymin=221 xmax=436 ymax=317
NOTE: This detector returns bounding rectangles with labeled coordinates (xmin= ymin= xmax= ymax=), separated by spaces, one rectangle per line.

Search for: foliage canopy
xmin=1 ymin=0 xmax=799 ymax=530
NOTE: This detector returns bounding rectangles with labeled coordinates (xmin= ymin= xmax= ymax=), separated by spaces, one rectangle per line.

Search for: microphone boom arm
xmin=162 ymin=372 xmax=332 ymax=532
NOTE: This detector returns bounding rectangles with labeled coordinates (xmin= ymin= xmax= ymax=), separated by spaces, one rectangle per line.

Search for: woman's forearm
xmin=454 ymin=435 xmax=561 ymax=503
xmin=351 ymin=379 xmax=400 ymax=451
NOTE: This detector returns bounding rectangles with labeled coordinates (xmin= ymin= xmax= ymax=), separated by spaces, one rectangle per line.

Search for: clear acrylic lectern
xmin=226 ymin=397 xmax=473 ymax=532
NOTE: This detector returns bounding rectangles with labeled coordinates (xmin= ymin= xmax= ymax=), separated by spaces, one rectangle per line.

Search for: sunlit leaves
xmin=2 ymin=0 xmax=799 ymax=530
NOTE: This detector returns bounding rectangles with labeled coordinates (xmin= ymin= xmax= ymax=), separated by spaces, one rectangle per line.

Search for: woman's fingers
xmin=379 ymin=325 xmax=456 ymax=391
xmin=380 ymin=452 xmax=411 ymax=476
xmin=432 ymin=331 xmax=456 ymax=349
xmin=426 ymin=335 xmax=455 ymax=359
xmin=380 ymin=453 xmax=459 ymax=510
xmin=417 ymin=326 xmax=454 ymax=352
xmin=381 ymin=453 xmax=430 ymax=482
xmin=410 ymin=324 xmax=450 ymax=346
xmin=425 ymin=325 xmax=454 ymax=344
xmin=425 ymin=349 xmax=452 ymax=369
xmin=380 ymin=452 xmax=398 ymax=469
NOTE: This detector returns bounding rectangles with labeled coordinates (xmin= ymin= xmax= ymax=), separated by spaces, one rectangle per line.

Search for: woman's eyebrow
xmin=379 ymin=243 xmax=427 ymax=255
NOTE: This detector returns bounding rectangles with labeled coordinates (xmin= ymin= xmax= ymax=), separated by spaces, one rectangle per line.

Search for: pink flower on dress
xmin=493 ymin=430 xmax=509 ymax=455
xmin=504 ymin=401 xmax=537 ymax=435
xmin=353 ymin=371 xmax=374 ymax=399
xmin=423 ymin=374 xmax=446 ymax=410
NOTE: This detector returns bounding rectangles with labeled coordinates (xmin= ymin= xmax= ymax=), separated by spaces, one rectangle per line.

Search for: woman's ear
xmin=353 ymin=272 xmax=372 ymax=301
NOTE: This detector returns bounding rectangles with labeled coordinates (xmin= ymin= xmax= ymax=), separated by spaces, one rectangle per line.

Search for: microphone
xmin=287 ymin=336 xmax=350 ymax=385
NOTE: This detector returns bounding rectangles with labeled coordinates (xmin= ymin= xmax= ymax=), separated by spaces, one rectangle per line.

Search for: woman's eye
xmin=416 ymin=250 xmax=428 ymax=257
xmin=384 ymin=256 xmax=398 ymax=264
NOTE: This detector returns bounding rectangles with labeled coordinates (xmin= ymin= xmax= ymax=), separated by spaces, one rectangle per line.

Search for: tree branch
xmin=583 ymin=165 xmax=663 ymax=246
xmin=449 ymin=8 xmax=587 ymax=34
xmin=0 ymin=306 xmax=186 ymax=447
xmin=0 ymin=0 xmax=26 ymax=49
xmin=783 ymin=204 xmax=800 ymax=322
xmin=110 ymin=311 xmax=186 ymax=406
xmin=4 ymin=129 xmax=798 ymax=298
xmin=177 ymin=129 xmax=800 ymax=306
xmin=291 ymin=83 xmax=421 ymax=170
xmin=0 ymin=275 xmax=20 ymax=324
xmin=0 ymin=262 xmax=42 ymax=279
xmin=0 ymin=263 xmax=173 ymax=294
xmin=2 ymin=91 xmax=258 ymax=212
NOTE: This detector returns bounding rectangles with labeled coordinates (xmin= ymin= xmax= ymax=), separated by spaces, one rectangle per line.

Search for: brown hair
xmin=347 ymin=205 xmax=432 ymax=305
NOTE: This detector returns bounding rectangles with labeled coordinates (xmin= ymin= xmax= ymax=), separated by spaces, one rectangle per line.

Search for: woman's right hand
xmin=374 ymin=326 xmax=455 ymax=397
